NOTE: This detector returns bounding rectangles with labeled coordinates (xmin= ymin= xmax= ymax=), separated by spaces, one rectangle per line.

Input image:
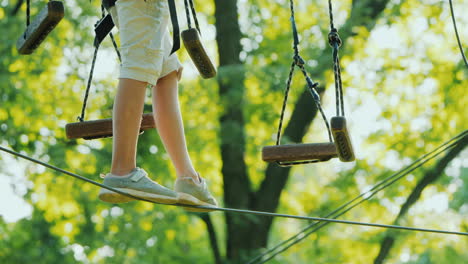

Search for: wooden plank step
xmin=262 ymin=142 xmax=337 ymax=163
xmin=17 ymin=1 xmax=65 ymax=55
xmin=66 ymin=113 xmax=155 ymax=140
xmin=182 ymin=28 xmax=216 ymax=79
xmin=331 ymin=116 xmax=355 ymax=162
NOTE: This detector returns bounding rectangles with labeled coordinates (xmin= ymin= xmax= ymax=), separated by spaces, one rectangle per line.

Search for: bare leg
xmin=111 ymin=78 xmax=147 ymax=176
xmin=152 ymin=71 xmax=198 ymax=181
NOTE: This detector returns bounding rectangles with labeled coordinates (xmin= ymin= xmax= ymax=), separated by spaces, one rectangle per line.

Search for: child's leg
xmin=152 ymin=71 xmax=198 ymax=181
xmin=111 ymin=78 xmax=147 ymax=176
xmin=101 ymin=77 xmax=180 ymax=204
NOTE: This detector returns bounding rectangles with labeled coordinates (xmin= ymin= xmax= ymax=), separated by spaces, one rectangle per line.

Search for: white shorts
xmin=109 ymin=0 xmax=182 ymax=86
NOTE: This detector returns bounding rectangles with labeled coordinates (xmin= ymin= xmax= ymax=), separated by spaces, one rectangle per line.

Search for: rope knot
xmin=306 ymin=77 xmax=319 ymax=90
xmin=328 ymin=29 xmax=342 ymax=48
xmin=311 ymin=81 xmax=319 ymax=89
xmin=293 ymin=55 xmax=305 ymax=67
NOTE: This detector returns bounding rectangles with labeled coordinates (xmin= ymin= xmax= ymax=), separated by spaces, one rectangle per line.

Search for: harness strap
xmin=94 ymin=14 xmax=114 ymax=48
xmin=102 ymin=0 xmax=116 ymax=10
xmin=167 ymin=0 xmax=180 ymax=54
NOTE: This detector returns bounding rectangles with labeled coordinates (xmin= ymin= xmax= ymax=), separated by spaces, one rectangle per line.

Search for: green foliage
xmin=0 ymin=209 xmax=76 ymax=263
xmin=1 ymin=0 xmax=467 ymax=263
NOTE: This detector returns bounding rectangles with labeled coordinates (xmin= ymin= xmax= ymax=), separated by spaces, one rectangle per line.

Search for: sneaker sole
xmin=99 ymin=188 xmax=179 ymax=204
xmin=177 ymin=193 xmax=217 ymax=212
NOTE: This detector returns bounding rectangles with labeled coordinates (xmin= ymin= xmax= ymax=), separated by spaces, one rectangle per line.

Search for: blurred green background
xmin=0 ymin=0 xmax=467 ymax=263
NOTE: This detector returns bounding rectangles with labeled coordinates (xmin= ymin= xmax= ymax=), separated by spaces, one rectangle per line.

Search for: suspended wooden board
xmin=66 ymin=113 xmax=155 ymax=140
xmin=331 ymin=116 xmax=355 ymax=162
xmin=17 ymin=1 xmax=65 ymax=55
xmin=182 ymin=28 xmax=217 ymax=79
xmin=262 ymin=142 xmax=337 ymax=163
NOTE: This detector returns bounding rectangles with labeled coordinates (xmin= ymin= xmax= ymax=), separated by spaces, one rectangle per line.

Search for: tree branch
xmin=374 ymin=133 xmax=468 ymax=264
xmin=11 ymin=0 xmax=24 ymax=16
xmin=199 ymin=214 xmax=223 ymax=264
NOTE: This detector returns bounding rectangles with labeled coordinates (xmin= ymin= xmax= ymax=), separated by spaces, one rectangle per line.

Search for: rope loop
xmin=305 ymin=76 xmax=319 ymax=92
xmin=293 ymin=55 xmax=305 ymax=67
xmin=328 ymin=29 xmax=342 ymax=48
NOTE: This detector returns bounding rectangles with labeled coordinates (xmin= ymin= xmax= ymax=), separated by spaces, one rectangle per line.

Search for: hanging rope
xmin=78 ymin=45 xmax=99 ymax=122
xmin=0 ymin=139 xmax=467 ymax=237
xmin=183 ymin=0 xmax=201 ymax=33
xmin=109 ymin=31 xmax=121 ymax=63
xmin=327 ymin=0 xmax=345 ymax=117
xmin=78 ymin=5 xmax=122 ymax=122
xmin=449 ymin=0 xmax=468 ymax=68
xmin=188 ymin=0 xmax=200 ymax=33
xmin=184 ymin=0 xmax=192 ymax=29
xmin=248 ymin=130 xmax=467 ymax=264
xmin=250 ymin=2 xmax=466 ymax=261
xmin=26 ymin=0 xmax=30 ymax=26
xmin=274 ymin=0 xmax=332 ymax=166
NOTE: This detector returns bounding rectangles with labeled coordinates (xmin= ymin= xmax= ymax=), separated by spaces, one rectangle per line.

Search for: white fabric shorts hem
xmin=109 ymin=0 xmax=183 ymax=86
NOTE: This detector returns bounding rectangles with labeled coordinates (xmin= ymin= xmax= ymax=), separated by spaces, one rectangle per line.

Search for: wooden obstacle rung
xmin=17 ymin=1 xmax=65 ymax=55
xmin=66 ymin=113 xmax=155 ymax=140
xmin=262 ymin=142 xmax=337 ymax=163
xmin=331 ymin=116 xmax=355 ymax=162
xmin=182 ymin=28 xmax=217 ymax=79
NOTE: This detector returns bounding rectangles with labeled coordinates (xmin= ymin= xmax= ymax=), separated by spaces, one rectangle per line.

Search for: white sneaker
xmin=175 ymin=175 xmax=218 ymax=212
xmin=98 ymin=168 xmax=179 ymax=204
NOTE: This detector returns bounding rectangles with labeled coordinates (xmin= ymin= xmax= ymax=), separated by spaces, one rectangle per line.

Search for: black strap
xmin=184 ymin=0 xmax=200 ymax=33
xmin=26 ymin=0 xmax=30 ymax=26
xmin=80 ymin=5 xmax=121 ymax=122
xmin=94 ymin=14 xmax=114 ymax=48
xmin=96 ymin=0 xmax=117 ymax=48
xmin=168 ymin=0 xmax=180 ymax=54
xmin=102 ymin=0 xmax=116 ymax=10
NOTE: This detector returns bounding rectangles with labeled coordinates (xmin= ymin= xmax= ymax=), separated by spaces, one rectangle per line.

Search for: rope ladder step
xmin=182 ymin=28 xmax=217 ymax=79
xmin=262 ymin=142 xmax=337 ymax=163
xmin=17 ymin=1 xmax=65 ymax=55
xmin=331 ymin=116 xmax=355 ymax=162
xmin=65 ymin=113 xmax=155 ymax=140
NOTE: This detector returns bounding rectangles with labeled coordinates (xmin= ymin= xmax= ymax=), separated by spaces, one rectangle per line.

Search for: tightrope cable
xmin=248 ymin=130 xmax=467 ymax=264
xmin=0 ymin=143 xmax=467 ymax=238
xmin=449 ymin=0 xmax=468 ymax=68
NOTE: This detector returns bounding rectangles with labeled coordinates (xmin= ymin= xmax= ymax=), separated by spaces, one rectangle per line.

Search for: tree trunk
xmin=212 ymin=0 xmax=392 ymax=262
xmin=200 ymin=214 xmax=222 ymax=264
xmin=214 ymin=0 xmax=254 ymax=261
xmin=251 ymin=0 xmax=392 ymax=255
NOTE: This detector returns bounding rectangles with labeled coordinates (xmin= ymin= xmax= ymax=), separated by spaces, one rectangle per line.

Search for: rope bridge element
xmin=0 ymin=132 xmax=467 ymax=238
xmin=248 ymin=130 xmax=467 ymax=264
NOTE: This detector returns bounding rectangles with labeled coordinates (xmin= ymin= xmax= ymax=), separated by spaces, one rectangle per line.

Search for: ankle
xmin=177 ymin=170 xmax=199 ymax=182
xmin=111 ymin=168 xmax=136 ymax=176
